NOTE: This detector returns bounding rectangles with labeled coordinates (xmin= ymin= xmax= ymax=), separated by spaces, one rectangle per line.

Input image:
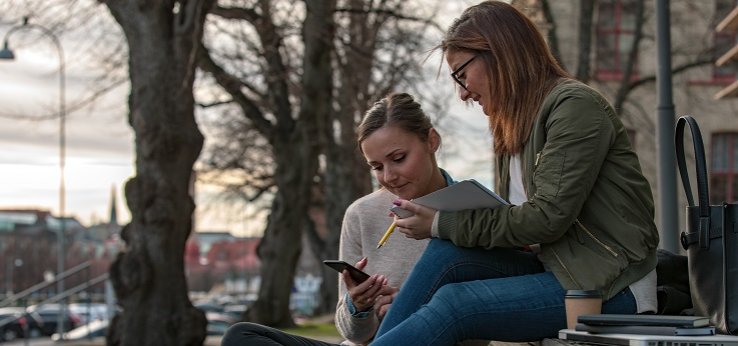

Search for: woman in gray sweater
xmin=220 ymin=92 xmax=455 ymax=346
xmin=335 ymin=92 xmax=455 ymax=344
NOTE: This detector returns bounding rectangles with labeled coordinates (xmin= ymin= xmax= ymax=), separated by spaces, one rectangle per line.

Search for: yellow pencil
xmin=376 ymin=222 xmax=397 ymax=249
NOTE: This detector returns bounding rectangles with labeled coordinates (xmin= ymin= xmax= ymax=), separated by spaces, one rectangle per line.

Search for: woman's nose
xmin=384 ymin=167 xmax=397 ymax=182
xmin=459 ymin=87 xmax=471 ymax=101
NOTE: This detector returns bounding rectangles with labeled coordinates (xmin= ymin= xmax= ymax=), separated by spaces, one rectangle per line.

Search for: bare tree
xmin=100 ymin=0 xmax=214 ymax=344
xmin=196 ymin=0 xmax=439 ymax=325
xmin=197 ymin=0 xmax=334 ymax=327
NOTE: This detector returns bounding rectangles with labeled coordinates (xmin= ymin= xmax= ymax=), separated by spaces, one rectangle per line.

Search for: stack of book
xmin=575 ymin=314 xmax=716 ymax=336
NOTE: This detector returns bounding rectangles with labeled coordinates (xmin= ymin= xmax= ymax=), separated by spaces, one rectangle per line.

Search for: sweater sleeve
xmin=334 ymin=203 xmax=380 ymax=345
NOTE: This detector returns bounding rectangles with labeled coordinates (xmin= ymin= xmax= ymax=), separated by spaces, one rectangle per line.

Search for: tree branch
xmin=197 ymin=44 xmax=274 ymax=135
xmin=627 ymin=57 xmax=714 ymax=91
xmin=197 ymin=99 xmax=234 ymax=108
xmin=209 ymin=4 xmax=260 ymax=22
xmin=254 ymin=0 xmax=293 ymax=130
xmin=335 ymin=6 xmax=443 ymax=32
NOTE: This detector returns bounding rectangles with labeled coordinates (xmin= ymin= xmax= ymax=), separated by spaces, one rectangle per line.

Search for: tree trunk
xmin=317 ymin=144 xmax=371 ymax=313
xmin=102 ymin=1 xmax=212 ymax=345
xmin=541 ymin=0 xmax=562 ymax=68
xmin=614 ymin=0 xmax=645 ymax=113
xmin=246 ymin=0 xmax=336 ymax=326
xmin=576 ymin=0 xmax=596 ymax=83
xmin=248 ymin=149 xmax=309 ymax=327
xmin=314 ymin=1 xmax=377 ymax=314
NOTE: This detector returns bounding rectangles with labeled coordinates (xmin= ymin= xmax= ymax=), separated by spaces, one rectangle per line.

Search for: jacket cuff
xmin=436 ymin=211 xmax=457 ymax=240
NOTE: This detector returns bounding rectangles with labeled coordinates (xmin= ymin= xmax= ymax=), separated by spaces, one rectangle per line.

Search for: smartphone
xmin=389 ymin=205 xmax=414 ymax=219
xmin=323 ymin=260 xmax=371 ymax=283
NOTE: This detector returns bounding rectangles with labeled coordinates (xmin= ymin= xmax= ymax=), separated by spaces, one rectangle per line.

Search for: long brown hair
xmin=440 ymin=1 xmax=571 ymax=154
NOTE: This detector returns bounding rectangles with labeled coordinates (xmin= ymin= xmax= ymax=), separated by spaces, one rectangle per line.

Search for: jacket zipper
xmin=575 ymin=219 xmax=618 ymax=257
xmin=525 ymin=152 xmax=541 ymax=197
xmin=552 ymin=249 xmax=581 ymax=288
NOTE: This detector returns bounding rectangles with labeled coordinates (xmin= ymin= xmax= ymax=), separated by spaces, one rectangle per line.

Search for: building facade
xmin=513 ymin=0 xmax=738 ymax=246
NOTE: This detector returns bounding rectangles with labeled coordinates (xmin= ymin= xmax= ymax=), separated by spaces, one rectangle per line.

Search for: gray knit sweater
xmin=335 ymin=188 xmax=429 ymax=345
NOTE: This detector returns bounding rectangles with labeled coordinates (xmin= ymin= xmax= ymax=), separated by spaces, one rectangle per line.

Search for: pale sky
xmin=0 ymin=1 xmax=490 ymax=237
xmin=0 ymin=44 xmax=135 ymax=226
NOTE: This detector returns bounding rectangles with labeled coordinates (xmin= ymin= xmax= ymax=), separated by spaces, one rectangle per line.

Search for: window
xmin=595 ymin=0 xmax=638 ymax=81
xmin=710 ymin=133 xmax=738 ymax=203
xmin=714 ymin=0 xmax=738 ymax=82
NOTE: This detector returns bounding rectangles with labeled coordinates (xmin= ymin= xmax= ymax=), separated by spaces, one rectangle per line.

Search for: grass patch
xmin=282 ymin=321 xmax=340 ymax=338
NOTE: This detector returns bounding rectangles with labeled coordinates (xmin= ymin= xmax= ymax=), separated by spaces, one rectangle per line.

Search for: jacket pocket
xmin=533 ymin=151 xmax=565 ymax=197
xmin=575 ymin=220 xmax=628 ymax=270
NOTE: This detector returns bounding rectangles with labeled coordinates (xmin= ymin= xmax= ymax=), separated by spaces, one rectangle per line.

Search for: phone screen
xmin=323 ymin=260 xmax=370 ymax=283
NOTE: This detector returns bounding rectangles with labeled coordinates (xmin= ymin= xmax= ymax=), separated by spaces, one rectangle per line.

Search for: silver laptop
xmin=559 ymin=329 xmax=738 ymax=346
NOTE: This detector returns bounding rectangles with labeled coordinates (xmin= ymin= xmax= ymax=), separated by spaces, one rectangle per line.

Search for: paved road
xmin=2 ymin=336 xmax=224 ymax=346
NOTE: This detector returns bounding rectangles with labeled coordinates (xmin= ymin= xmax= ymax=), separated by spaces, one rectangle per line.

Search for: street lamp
xmin=1 ymin=17 xmax=67 ymax=339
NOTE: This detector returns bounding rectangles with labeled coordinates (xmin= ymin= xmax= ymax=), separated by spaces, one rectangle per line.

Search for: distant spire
xmin=109 ymin=184 xmax=118 ymax=226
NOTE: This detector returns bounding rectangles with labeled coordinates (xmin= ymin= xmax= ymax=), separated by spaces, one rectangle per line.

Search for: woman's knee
xmin=428 ymin=283 xmax=468 ymax=314
xmin=221 ymin=322 xmax=265 ymax=345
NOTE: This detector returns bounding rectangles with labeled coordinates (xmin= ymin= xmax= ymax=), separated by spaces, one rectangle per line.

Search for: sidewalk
xmin=2 ymin=337 xmax=224 ymax=346
xmin=47 ymin=334 xmax=345 ymax=345
xmin=45 ymin=336 xmax=225 ymax=346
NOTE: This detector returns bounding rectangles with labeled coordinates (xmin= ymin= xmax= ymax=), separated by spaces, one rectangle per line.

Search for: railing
xmin=31 ymin=273 xmax=109 ymax=307
xmin=0 ymin=261 xmax=91 ymax=308
xmin=0 ymin=260 xmax=111 ymax=342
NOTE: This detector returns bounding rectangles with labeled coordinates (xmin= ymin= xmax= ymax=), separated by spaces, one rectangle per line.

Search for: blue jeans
xmin=372 ymin=239 xmax=636 ymax=345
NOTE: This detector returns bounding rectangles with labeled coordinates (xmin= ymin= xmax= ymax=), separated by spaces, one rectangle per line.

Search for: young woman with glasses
xmin=370 ymin=1 xmax=659 ymax=344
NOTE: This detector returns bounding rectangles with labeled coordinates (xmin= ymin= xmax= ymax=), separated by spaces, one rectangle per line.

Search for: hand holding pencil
xmin=376 ymin=199 xmax=436 ymax=248
xmin=377 ymin=200 xmax=406 ymax=249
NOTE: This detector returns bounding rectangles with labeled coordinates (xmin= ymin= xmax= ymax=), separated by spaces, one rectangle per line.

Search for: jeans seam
xmin=423 ymin=260 xmax=511 ymax=305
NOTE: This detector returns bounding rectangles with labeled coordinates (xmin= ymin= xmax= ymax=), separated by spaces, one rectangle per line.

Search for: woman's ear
xmin=428 ymin=128 xmax=441 ymax=153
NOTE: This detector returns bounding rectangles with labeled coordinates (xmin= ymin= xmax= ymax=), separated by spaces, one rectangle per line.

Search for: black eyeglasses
xmin=451 ymin=56 xmax=476 ymax=90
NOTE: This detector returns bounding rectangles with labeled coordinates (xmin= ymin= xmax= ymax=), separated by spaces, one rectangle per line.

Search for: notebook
xmin=413 ymin=179 xmax=507 ymax=210
xmin=389 ymin=179 xmax=508 ymax=218
xmin=559 ymin=329 xmax=738 ymax=346
xmin=575 ymin=323 xmax=716 ymax=336
xmin=577 ymin=314 xmax=711 ymax=328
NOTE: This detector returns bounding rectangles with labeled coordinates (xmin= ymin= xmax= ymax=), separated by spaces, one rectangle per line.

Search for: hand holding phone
xmin=323 ymin=260 xmax=370 ymax=283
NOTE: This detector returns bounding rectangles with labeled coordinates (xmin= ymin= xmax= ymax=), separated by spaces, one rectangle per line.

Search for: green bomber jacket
xmin=437 ymin=79 xmax=659 ymax=300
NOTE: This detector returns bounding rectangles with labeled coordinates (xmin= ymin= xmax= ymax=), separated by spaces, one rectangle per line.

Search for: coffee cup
xmin=564 ymin=289 xmax=603 ymax=329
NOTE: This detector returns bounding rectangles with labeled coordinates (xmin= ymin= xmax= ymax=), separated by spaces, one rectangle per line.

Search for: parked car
xmin=52 ymin=310 xmax=234 ymax=338
xmin=222 ymin=304 xmax=248 ymax=321
xmin=68 ymin=303 xmax=110 ymax=324
xmin=194 ymin=300 xmax=225 ymax=314
xmin=0 ymin=307 xmax=45 ymax=341
xmin=28 ymin=304 xmax=82 ymax=336
xmin=52 ymin=319 xmax=108 ymax=342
